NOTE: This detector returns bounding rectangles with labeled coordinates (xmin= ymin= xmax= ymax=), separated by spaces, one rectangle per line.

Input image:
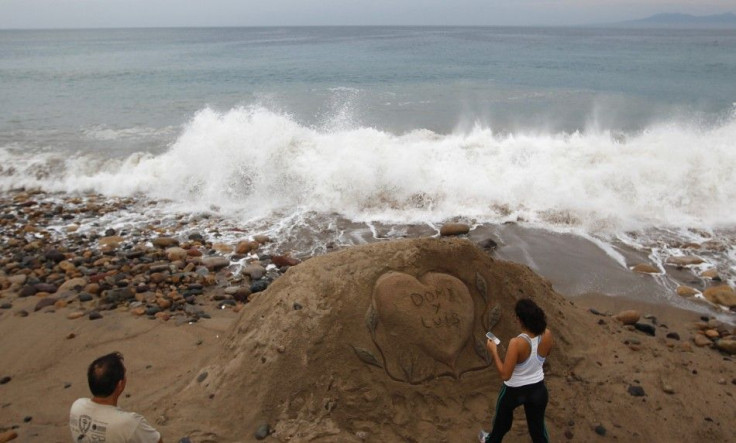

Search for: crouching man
xmin=70 ymin=352 xmax=162 ymax=442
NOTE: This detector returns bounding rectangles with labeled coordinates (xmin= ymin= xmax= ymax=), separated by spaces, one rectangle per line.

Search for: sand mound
xmin=170 ymin=238 xmax=579 ymax=441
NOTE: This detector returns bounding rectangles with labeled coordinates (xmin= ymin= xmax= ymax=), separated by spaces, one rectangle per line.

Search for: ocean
xmin=1 ymin=26 xmax=735 ymax=314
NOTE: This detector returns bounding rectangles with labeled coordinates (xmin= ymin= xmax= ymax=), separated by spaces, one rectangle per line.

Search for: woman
xmin=479 ymin=298 xmax=554 ymax=443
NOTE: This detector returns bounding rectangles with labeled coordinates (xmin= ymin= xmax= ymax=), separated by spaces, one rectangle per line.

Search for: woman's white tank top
xmin=504 ymin=333 xmax=545 ymax=387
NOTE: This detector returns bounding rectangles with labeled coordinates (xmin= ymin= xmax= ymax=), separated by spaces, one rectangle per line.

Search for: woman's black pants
xmin=485 ymin=380 xmax=549 ymax=443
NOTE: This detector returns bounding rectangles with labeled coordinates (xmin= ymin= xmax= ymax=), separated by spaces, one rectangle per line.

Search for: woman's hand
xmin=486 ymin=338 xmax=498 ymax=355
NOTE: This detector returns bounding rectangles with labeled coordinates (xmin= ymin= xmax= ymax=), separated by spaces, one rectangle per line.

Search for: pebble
xmin=634 ymin=323 xmax=656 ymax=336
xmin=666 ymin=332 xmax=681 ymax=340
xmin=666 ymin=255 xmax=705 ymax=266
xmin=439 ymin=222 xmax=470 ymax=236
xmin=715 ymin=339 xmax=736 ymax=355
xmin=614 ymin=310 xmax=640 ymax=325
xmin=196 ymin=372 xmax=208 ymax=383
xmin=632 ymin=263 xmax=659 ymax=274
xmin=272 ymin=255 xmax=300 ymax=267
xmin=34 ymin=297 xmax=57 ymax=312
xmin=67 ymin=311 xmax=85 ymax=320
xmin=88 ymin=311 xmax=103 ymax=320
xmin=703 ymin=285 xmax=736 ymax=308
xmin=693 ymin=335 xmax=712 ymax=347
xmin=251 ymin=280 xmax=269 ymax=293
xmin=254 ymin=424 xmax=271 ymax=440
xmin=676 ymin=286 xmax=699 ymax=297
xmin=201 ymin=256 xmax=230 ymax=271
xmin=153 ymin=237 xmax=179 ymax=248
xmin=0 ymin=376 xmax=10 ymax=384
xmin=594 ymin=424 xmax=606 ymax=436
xmin=0 ymin=303 xmax=12 ymax=309
xmin=628 ymin=385 xmax=646 ymax=396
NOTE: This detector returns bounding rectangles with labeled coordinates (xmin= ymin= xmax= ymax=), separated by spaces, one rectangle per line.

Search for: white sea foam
xmin=1 ymin=105 xmax=736 ymax=236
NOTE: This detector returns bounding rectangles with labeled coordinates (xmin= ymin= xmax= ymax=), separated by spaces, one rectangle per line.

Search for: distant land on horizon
xmin=613 ymin=12 xmax=736 ymax=28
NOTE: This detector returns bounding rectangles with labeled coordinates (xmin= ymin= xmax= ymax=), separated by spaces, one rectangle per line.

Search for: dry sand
xmin=2 ymin=237 xmax=735 ymax=442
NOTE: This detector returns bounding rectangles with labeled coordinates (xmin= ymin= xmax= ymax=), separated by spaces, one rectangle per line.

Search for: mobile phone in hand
xmin=485 ymin=331 xmax=500 ymax=345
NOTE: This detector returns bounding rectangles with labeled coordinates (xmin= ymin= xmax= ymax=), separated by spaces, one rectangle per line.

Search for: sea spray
xmin=2 ymin=105 xmax=735 ymax=235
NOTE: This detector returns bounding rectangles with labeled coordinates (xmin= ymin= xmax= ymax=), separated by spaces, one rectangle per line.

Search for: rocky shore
xmin=0 ymin=189 xmax=302 ymax=326
xmin=1 ymin=189 xmax=735 ymax=442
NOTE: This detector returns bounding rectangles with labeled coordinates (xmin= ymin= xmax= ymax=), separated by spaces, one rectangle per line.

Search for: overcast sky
xmin=0 ymin=0 xmax=734 ymax=29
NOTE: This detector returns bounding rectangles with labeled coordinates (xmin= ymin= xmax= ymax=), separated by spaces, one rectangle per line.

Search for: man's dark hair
xmin=515 ymin=298 xmax=547 ymax=335
xmin=87 ymin=352 xmax=125 ymax=397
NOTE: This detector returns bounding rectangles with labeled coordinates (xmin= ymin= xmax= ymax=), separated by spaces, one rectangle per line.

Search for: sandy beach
xmin=1 ymin=190 xmax=736 ymax=442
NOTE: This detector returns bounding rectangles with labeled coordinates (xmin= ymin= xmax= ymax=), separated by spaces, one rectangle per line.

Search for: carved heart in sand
xmin=372 ymin=271 xmax=475 ymax=371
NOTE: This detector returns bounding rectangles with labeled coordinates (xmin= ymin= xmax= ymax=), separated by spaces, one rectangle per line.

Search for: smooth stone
xmin=7 ymin=274 xmax=27 ymax=285
xmin=0 ymin=303 xmax=11 ymax=309
xmin=58 ymin=260 xmax=76 ymax=272
xmin=627 ymin=385 xmax=646 ymax=397
xmin=594 ymin=425 xmax=606 ymax=436
xmin=243 ymin=264 xmax=266 ymax=280
xmin=166 ymin=247 xmax=188 ymax=261
xmin=78 ymin=293 xmax=94 ymax=302
xmin=34 ymin=283 xmax=57 ymax=293
xmin=201 ymin=257 xmax=230 ymax=271
xmin=67 ymin=311 xmax=85 ymax=320
xmin=715 ymin=339 xmax=736 ymax=355
xmin=34 ymin=297 xmax=57 ymax=311
xmin=632 ymin=263 xmax=659 ymax=274
xmin=103 ymin=288 xmax=134 ymax=304
xmin=212 ymin=243 xmax=233 ymax=253
xmin=676 ymin=286 xmax=699 ymax=297
xmin=153 ymin=237 xmax=179 ymax=248
xmin=98 ymin=235 xmax=124 ymax=247
xmin=666 ymin=255 xmax=705 ymax=266
xmin=703 ymin=285 xmax=736 ymax=307
xmin=218 ymin=300 xmax=237 ymax=308
xmin=235 ymin=240 xmax=259 ymax=254
xmin=0 ymin=376 xmax=10 ymax=384
xmin=88 ymin=311 xmax=103 ymax=320
xmin=250 ymin=280 xmax=269 ymax=293
xmin=233 ymin=287 xmax=251 ymax=302
xmin=58 ymin=277 xmax=88 ymax=293
xmin=665 ymin=332 xmax=680 ymax=340
xmin=614 ymin=310 xmax=640 ymax=325
xmin=188 ymin=233 xmax=204 ymax=242
xmin=125 ymin=250 xmax=145 ymax=259
xmin=197 ymin=372 xmax=208 ymax=383
xmin=693 ymin=335 xmax=712 ymax=347
xmin=634 ymin=323 xmax=655 ymax=336
xmin=14 ymin=309 xmax=28 ymax=317
xmin=45 ymin=249 xmax=66 ymax=262
xmin=19 ymin=285 xmax=37 ymax=297
xmin=705 ymin=329 xmax=720 ymax=339
xmin=701 ymin=269 xmax=720 ymax=279
xmin=272 ymin=255 xmax=300 ymax=267
xmin=254 ymin=424 xmax=271 ymax=440
xmin=439 ymin=223 xmax=470 ymax=236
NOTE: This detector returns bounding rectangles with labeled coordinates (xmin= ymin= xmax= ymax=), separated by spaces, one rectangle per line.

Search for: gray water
xmin=2 ymin=26 xmax=736 ymax=154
